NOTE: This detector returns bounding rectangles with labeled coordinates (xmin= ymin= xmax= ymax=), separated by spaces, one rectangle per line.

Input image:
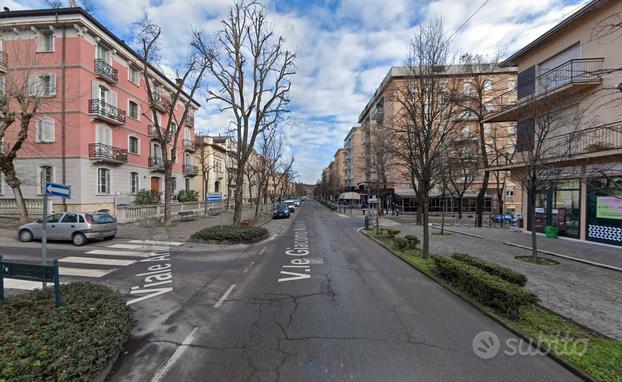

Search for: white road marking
xmin=259 ymin=247 xmax=267 ymax=255
xmin=107 ymin=244 xmax=168 ymax=251
xmin=86 ymin=249 xmax=154 ymax=258
xmin=336 ymin=213 xmax=350 ymax=218
xmin=356 ymin=227 xmax=365 ymax=232
xmin=59 ymin=257 xmax=136 ymax=266
xmin=150 ymin=327 xmax=200 ymax=382
xmin=3 ymin=279 xmax=68 ymax=290
xmin=214 ymin=284 xmax=237 ymax=308
xmin=59 ymin=267 xmax=114 ymax=278
xmin=243 ymin=261 xmax=255 ymax=273
xmin=129 ymin=240 xmax=183 ymax=246
xmin=268 ymin=234 xmax=278 ymax=241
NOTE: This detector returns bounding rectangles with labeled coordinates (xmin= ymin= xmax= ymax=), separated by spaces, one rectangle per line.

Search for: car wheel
xmin=104 ymin=235 xmax=116 ymax=241
xmin=19 ymin=229 xmax=33 ymax=242
xmin=72 ymin=232 xmax=88 ymax=246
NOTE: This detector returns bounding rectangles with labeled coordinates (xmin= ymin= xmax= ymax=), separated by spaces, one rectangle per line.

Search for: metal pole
xmin=0 ymin=255 xmax=4 ymax=301
xmin=42 ymin=191 xmax=48 ymax=289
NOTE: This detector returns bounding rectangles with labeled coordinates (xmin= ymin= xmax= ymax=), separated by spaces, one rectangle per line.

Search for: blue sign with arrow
xmin=45 ymin=182 xmax=71 ymax=199
xmin=206 ymin=193 xmax=222 ymax=203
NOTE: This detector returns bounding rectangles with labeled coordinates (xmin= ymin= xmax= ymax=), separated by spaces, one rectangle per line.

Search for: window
xmin=96 ymin=45 xmax=111 ymax=63
xmin=99 ymin=85 xmax=109 ymax=102
xmin=172 ymin=177 xmax=177 ymax=194
xmin=46 ymin=213 xmax=63 ymax=223
xmin=128 ymin=100 xmax=139 ymax=120
xmin=463 ymin=82 xmax=472 ymax=95
xmin=98 ymin=168 xmax=110 ymax=194
xmin=129 ymin=136 xmax=139 ymax=154
xmin=39 ymin=165 xmax=53 ymax=194
xmin=507 ymin=122 xmax=517 ymax=134
xmin=462 ymin=123 xmax=470 ymax=136
xmin=61 ymin=213 xmax=78 ymax=223
xmin=28 ymin=74 xmax=56 ymax=96
xmin=185 ymin=178 xmax=190 ymax=191
xmin=484 ymin=124 xmax=492 ymax=134
xmin=484 ymin=102 xmax=494 ymax=112
xmin=171 ymin=122 xmax=177 ymax=134
xmin=129 ymin=66 xmax=141 ymax=85
xmin=506 ymin=186 xmax=515 ymax=198
xmin=36 ymin=118 xmax=55 ymax=143
xmin=130 ymin=172 xmax=139 ymax=194
xmin=507 ymin=79 xmax=516 ymax=91
xmin=484 ymin=80 xmax=493 ymax=91
xmin=37 ymin=32 xmax=54 ymax=52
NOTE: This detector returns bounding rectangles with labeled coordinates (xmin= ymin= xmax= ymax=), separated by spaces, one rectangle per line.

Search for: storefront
xmin=586 ymin=176 xmax=622 ymax=246
xmin=530 ymin=179 xmax=581 ymax=239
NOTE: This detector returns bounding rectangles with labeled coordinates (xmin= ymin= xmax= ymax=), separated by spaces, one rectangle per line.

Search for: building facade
xmin=484 ymin=0 xmax=622 ymax=245
xmin=0 ymin=8 xmax=199 ymax=213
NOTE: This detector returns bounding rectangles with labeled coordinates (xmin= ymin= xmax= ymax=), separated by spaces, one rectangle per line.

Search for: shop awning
xmin=339 ymin=192 xmax=361 ymax=200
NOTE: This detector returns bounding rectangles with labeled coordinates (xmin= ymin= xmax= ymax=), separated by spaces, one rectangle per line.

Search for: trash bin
xmin=544 ymin=225 xmax=559 ymax=238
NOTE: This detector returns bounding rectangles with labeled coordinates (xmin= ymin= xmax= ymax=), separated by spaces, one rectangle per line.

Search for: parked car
xmin=293 ymin=199 xmax=301 ymax=207
xmin=17 ymin=212 xmax=117 ymax=246
xmin=273 ymin=203 xmax=291 ymax=219
xmin=284 ymin=200 xmax=296 ymax=212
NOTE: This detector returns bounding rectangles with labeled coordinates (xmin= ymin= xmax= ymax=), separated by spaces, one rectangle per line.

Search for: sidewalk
xmin=384 ymin=216 xmax=622 ymax=340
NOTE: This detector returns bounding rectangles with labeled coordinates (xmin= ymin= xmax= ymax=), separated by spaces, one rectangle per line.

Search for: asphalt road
xmin=106 ymin=200 xmax=579 ymax=381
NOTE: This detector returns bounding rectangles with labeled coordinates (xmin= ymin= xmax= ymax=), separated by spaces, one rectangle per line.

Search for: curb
xmin=430 ymin=224 xmax=484 ymax=239
xmin=360 ymin=230 xmax=595 ymax=382
xmin=503 ymin=242 xmax=622 ymax=273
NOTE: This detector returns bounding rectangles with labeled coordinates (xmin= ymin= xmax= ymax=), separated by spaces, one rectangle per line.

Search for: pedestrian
xmin=396 ymin=207 xmax=400 ymax=217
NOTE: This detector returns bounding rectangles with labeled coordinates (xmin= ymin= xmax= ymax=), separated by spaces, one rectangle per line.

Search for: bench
xmin=207 ymin=207 xmax=222 ymax=216
xmin=178 ymin=210 xmax=198 ymax=221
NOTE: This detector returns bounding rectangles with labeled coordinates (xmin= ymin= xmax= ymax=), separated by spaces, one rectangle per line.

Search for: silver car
xmin=17 ymin=212 xmax=117 ymax=246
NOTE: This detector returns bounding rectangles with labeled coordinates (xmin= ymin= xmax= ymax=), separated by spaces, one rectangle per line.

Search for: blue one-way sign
xmin=206 ymin=193 xmax=222 ymax=202
xmin=45 ymin=182 xmax=71 ymax=199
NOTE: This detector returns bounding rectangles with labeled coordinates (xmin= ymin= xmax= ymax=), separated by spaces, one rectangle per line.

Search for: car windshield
xmin=277 ymin=204 xmax=288 ymax=210
xmin=89 ymin=213 xmax=115 ymax=224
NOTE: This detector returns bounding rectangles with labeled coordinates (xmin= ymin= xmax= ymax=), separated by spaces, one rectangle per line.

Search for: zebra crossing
xmin=3 ymin=239 xmax=184 ymax=291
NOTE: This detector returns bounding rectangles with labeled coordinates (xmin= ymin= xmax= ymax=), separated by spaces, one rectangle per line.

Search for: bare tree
xmin=250 ymin=125 xmax=288 ymax=217
xmin=205 ymin=1 xmax=295 ymax=225
xmin=389 ymin=18 xmax=461 ymax=258
xmin=135 ymin=17 xmax=208 ymax=224
xmin=447 ymin=136 xmax=479 ymax=219
xmin=0 ymin=42 xmax=49 ymax=223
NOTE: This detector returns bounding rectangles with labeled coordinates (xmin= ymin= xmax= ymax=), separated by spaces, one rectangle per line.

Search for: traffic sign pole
xmin=41 ymin=191 xmax=48 ymax=289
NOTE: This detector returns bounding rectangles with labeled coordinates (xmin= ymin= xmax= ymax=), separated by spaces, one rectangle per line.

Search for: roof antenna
xmin=68 ymin=0 xmax=77 ymax=6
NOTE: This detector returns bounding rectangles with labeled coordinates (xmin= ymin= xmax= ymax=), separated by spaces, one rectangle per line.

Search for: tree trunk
xmin=422 ymin=195 xmax=430 ymax=259
xmin=254 ymin=186 xmax=262 ymax=217
xmin=163 ymin=167 xmax=173 ymax=224
xmin=475 ymin=170 xmax=490 ymax=227
xmin=232 ymin=167 xmax=245 ymax=225
xmin=457 ymin=196 xmax=463 ymax=219
xmin=3 ymin=167 xmax=29 ymax=224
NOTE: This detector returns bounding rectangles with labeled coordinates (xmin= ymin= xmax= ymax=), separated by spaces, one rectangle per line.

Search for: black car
xmin=273 ymin=203 xmax=290 ymax=219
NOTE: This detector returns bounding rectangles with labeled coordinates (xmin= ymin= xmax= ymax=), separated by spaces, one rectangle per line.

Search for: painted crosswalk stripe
xmin=59 ymin=257 xmax=135 ymax=266
xmin=4 ymin=279 xmax=66 ymax=290
xmin=128 ymin=240 xmax=183 ymax=246
xmin=87 ymin=249 xmax=154 ymax=258
xmin=107 ymin=244 xmax=168 ymax=251
xmin=59 ymin=267 xmax=114 ymax=278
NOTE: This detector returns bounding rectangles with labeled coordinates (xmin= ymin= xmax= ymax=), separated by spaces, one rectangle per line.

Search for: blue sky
xmin=6 ymin=0 xmax=589 ymax=183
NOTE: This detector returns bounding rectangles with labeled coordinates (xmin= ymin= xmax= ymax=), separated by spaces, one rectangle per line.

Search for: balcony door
xmin=96 ymin=124 xmax=112 ymax=157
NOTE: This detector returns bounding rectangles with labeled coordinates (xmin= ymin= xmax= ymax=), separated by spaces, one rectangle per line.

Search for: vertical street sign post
xmin=206 ymin=193 xmax=223 ymax=229
xmin=42 ymin=182 xmax=71 ymax=289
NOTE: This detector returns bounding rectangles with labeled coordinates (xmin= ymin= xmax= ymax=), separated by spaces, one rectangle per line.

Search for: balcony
xmin=88 ymin=143 xmax=128 ymax=164
xmin=183 ymin=139 xmax=197 ymax=152
xmin=183 ymin=115 xmax=194 ymax=128
xmin=151 ymin=93 xmax=170 ymax=112
xmin=94 ymin=59 xmax=118 ymax=83
xmin=148 ymin=156 xmax=165 ymax=171
xmin=148 ymin=124 xmax=172 ymax=142
xmin=484 ymin=58 xmax=604 ymax=123
xmin=0 ymin=50 xmax=7 ymax=72
xmin=88 ymin=99 xmax=126 ymax=125
xmin=489 ymin=121 xmax=622 ymax=170
xmin=183 ymin=164 xmax=198 ymax=177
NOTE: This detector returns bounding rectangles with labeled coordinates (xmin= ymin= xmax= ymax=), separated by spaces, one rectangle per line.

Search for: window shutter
xmin=35 ymin=120 xmax=42 ymax=142
xmin=28 ymin=75 xmax=39 ymax=96
xmin=91 ymin=80 xmax=99 ymax=100
xmin=517 ymin=66 xmax=535 ymax=100
xmin=516 ymin=118 xmax=535 ymax=152
xmin=110 ymin=91 xmax=117 ymax=107
xmin=48 ymin=74 xmax=56 ymax=96
xmin=47 ymin=119 xmax=55 ymax=142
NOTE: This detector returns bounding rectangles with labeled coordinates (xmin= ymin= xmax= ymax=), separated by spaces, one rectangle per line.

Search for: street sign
xmin=206 ymin=193 xmax=222 ymax=203
xmin=45 ymin=182 xmax=71 ymax=199
xmin=369 ymin=197 xmax=379 ymax=203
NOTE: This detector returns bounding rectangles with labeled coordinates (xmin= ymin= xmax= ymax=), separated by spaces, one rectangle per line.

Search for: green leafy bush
xmin=384 ymin=228 xmax=400 ymax=238
xmin=0 ymin=283 xmax=134 ymax=381
xmin=433 ymin=256 xmax=537 ymax=319
xmin=135 ymin=189 xmax=158 ymax=205
xmin=177 ymin=189 xmax=199 ymax=203
xmin=451 ymin=253 xmax=527 ymax=287
xmin=318 ymin=199 xmax=337 ymax=211
xmin=394 ymin=237 xmax=408 ymax=251
xmin=404 ymin=235 xmax=420 ymax=249
xmin=191 ymin=225 xmax=269 ymax=243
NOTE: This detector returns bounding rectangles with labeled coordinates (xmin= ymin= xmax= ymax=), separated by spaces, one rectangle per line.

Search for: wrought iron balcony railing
xmin=183 ymin=139 xmax=197 ymax=151
xmin=0 ymin=50 xmax=7 ymax=71
xmin=94 ymin=59 xmax=118 ymax=83
xmin=88 ymin=143 xmax=128 ymax=163
xmin=148 ymin=156 xmax=165 ymax=171
xmin=183 ymin=164 xmax=199 ymax=176
xmin=88 ymin=99 xmax=126 ymax=124
xmin=148 ymin=125 xmax=172 ymax=141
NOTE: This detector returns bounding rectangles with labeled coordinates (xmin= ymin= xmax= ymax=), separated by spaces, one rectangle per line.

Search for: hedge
xmin=451 ymin=253 xmax=528 ymax=287
xmin=433 ymin=256 xmax=537 ymax=319
xmin=0 ymin=283 xmax=134 ymax=381
xmin=191 ymin=225 xmax=269 ymax=243
xmin=318 ymin=199 xmax=337 ymax=211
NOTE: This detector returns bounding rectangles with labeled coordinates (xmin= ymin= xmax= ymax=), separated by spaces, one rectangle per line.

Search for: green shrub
xmin=433 ymin=256 xmax=537 ymax=319
xmin=394 ymin=237 xmax=408 ymax=251
xmin=135 ymin=189 xmax=158 ymax=204
xmin=177 ymin=189 xmax=199 ymax=203
xmin=191 ymin=225 xmax=269 ymax=243
xmin=384 ymin=228 xmax=400 ymax=238
xmin=0 ymin=283 xmax=134 ymax=381
xmin=404 ymin=235 xmax=420 ymax=249
xmin=451 ymin=253 xmax=527 ymax=287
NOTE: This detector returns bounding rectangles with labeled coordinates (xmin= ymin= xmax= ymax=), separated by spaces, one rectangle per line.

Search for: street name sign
xmin=45 ymin=182 xmax=71 ymax=199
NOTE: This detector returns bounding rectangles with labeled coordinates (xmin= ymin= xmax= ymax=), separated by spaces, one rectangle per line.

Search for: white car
xmin=284 ymin=200 xmax=296 ymax=212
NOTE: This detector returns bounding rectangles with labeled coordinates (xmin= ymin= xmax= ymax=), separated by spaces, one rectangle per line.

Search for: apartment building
xmin=343 ymin=125 xmax=369 ymax=191
xmin=358 ymin=65 xmax=520 ymax=213
xmin=194 ymin=136 xmax=227 ymax=203
xmin=483 ymin=0 xmax=622 ymax=245
xmin=0 ymin=8 xmax=199 ymax=212
xmin=333 ymin=148 xmax=346 ymax=192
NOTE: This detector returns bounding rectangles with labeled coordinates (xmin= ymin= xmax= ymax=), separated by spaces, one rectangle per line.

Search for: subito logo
xmin=472 ymin=331 xmax=501 ymax=359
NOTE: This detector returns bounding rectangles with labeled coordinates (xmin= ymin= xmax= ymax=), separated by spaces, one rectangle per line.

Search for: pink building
xmin=0 ymin=8 xmax=200 ymax=212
